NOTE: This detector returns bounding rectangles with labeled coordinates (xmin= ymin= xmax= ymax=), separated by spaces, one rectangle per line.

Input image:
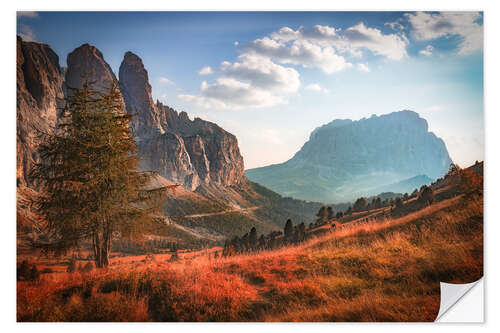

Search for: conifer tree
xmin=353 ymin=197 xmax=367 ymax=212
xmin=249 ymin=227 xmax=258 ymax=250
xmin=295 ymin=222 xmax=306 ymax=242
xmin=327 ymin=206 xmax=334 ymax=220
xmin=316 ymin=206 xmax=328 ymax=225
xmin=30 ymin=82 xmax=170 ymax=267
xmin=284 ymin=219 xmax=294 ymax=240
xmin=418 ymin=186 xmax=435 ymax=206
xmin=258 ymin=234 xmax=266 ymax=249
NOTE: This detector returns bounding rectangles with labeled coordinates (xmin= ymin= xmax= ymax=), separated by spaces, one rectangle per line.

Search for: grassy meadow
xmin=17 ymin=191 xmax=483 ymax=322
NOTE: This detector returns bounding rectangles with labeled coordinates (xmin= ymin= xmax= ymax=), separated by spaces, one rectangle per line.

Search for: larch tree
xmin=284 ymin=219 xmax=294 ymax=241
xmin=30 ymin=82 xmax=171 ymax=268
xmin=249 ymin=227 xmax=258 ymax=250
xmin=327 ymin=206 xmax=334 ymax=220
xmin=418 ymin=186 xmax=435 ymax=207
xmin=316 ymin=206 xmax=328 ymax=225
xmin=353 ymin=197 xmax=367 ymax=212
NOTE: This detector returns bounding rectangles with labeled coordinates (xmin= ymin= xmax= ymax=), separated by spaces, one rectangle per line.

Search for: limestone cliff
xmin=118 ymin=52 xmax=245 ymax=190
xmin=16 ymin=36 xmax=64 ymax=187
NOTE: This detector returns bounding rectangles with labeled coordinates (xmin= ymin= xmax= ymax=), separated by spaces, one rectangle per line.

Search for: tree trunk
xmin=92 ymin=230 xmax=111 ymax=268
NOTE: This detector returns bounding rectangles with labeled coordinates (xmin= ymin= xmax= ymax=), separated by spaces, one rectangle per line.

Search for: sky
xmin=17 ymin=11 xmax=484 ymax=170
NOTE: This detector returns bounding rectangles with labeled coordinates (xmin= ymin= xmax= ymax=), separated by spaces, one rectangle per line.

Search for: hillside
xmin=246 ymin=111 xmax=452 ymax=203
xmin=17 ymin=163 xmax=483 ymax=321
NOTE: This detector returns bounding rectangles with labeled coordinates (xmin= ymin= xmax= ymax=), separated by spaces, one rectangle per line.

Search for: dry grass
xmin=17 ymin=194 xmax=483 ymax=322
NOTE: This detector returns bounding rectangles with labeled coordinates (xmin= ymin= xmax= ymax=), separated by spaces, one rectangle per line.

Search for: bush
xmin=81 ymin=262 xmax=94 ymax=273
xmin=418 ymin=186 xmax=434 ymax=206
xmin=17 ymin=261 xmax=40 ymax=281
xmin=17 ymin=260 xmax=30 ymax=281
xmin=29 ymin=265 xmax=40 ymax=281
xmin=168 ymin=252 xmax=180 ymax=262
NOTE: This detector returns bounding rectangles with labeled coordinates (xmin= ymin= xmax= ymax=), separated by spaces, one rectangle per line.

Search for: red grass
xmin=17 ymin=194 xmax=483 ymax=322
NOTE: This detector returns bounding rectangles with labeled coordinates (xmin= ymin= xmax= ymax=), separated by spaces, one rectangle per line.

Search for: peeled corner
xmin=435 ymin=278 xmax=483 ymax=322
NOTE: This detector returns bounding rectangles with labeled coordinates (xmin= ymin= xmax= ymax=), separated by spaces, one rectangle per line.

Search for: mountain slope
xmin=246 ymin=111 xmax=452 ymax=203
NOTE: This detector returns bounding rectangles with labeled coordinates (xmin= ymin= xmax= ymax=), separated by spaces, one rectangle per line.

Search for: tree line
xmin=222 ymin=219 xmax=309 ymax=256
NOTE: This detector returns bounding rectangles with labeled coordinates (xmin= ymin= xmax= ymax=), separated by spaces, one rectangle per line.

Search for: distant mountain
xmin=246 ymin=111 xmax=451 ymax=203
xmin=369 ymin=175 xmax=433 ymax=196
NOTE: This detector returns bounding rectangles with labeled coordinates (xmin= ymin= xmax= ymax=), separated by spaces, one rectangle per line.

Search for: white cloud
xmin=178 ymin=77 xmax=287 ymax=110
xmin=219 ymin=53 xmax=300 ymax=93
xmin=159 ymin=77 xmax=174 ymax=85
xmin=17 ymin=11 xmax=39 ymax=18
xmin=343 ymin=23 xmax=409 ymax=60
xmin=385 ymin=19 xmax=405 ymax=31
xmin=183 ymin=52 xmax=300 ymax=109
xmin=357 ymin=63 xmax=371 ymax=72
xmin=305 ymin=83 xmax=329 ymax=93
xmin=245 ymin=37 xmax=352 ymax=74
xmin=266 ymin=23 xmax=408 ymax=62
xmin=199 ymin=66 xmax=214 ymax=75
xmin=419 ymin=45 xmax=434 ymax=56
xmin=18 ymin=24 xmax=36 ymax=42
xmin=406 ymin=11 xmax=483 ymax=54
xmin=234 ymin=41 xmax=239 ymax=46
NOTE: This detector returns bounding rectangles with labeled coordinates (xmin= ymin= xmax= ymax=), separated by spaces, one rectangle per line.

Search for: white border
xmin=3 ymin=1 xmax=498 ymax=332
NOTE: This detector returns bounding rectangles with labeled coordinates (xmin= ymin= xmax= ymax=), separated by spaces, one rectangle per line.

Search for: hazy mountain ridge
xmin=246 ymin=111 xmax=452 ymax=203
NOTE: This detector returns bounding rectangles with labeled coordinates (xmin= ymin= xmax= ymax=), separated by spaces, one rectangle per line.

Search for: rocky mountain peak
xmin=119 ymin=51 xmax=164 ymax=138
xmin=65 ymin=43 xmax=119 ymax=95
xmin=117 ymin=52 xmax=245 ymax=190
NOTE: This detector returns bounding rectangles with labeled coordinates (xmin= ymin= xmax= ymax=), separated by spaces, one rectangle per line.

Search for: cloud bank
xmin=406 ymin=12 xmax=483 ymax=54
xmin=181 ymin=22 xmax=407 ymax=110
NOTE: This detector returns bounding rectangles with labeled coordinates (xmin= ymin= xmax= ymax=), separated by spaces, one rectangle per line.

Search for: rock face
xmin=17 ymin=36 xmax=64 ymax=187
xmin=17 ymin=41 xmax=246 ymax=193
xmin=119 ymin=52 xmax=164 ymax=138
xmin=246 ymin=111 xmax=452 ymax=203
xmin=65 ymin=44 xmax=120 ymax=96
xmin=118 ymin=52 xmax=245 ymax=190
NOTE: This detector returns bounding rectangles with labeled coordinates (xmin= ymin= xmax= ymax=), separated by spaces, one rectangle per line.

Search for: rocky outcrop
xmin=119 ymin=52 xmax=164 ymax=138
xmin=134 ymin=102 xmax=245 ymax=190
xmin=17 ymin=36 xmax=64 ymax=187
xmin=246 ymin=111 xmax=452 ymax=203
xmin=65 ymin=43 xmax=122 ymax=104
xmin=17 ymin=39 xmax=246 ymax=193
xmin=118 ymin=53 xmax=245 ymax=190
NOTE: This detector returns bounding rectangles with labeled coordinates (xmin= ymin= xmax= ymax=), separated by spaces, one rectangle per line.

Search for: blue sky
xmin=17 ymin=11 xmax=484 ymax=170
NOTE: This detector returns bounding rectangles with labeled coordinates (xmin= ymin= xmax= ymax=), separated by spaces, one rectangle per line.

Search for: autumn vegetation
xmin=17 ymin=162 xmax=482 ymax=321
